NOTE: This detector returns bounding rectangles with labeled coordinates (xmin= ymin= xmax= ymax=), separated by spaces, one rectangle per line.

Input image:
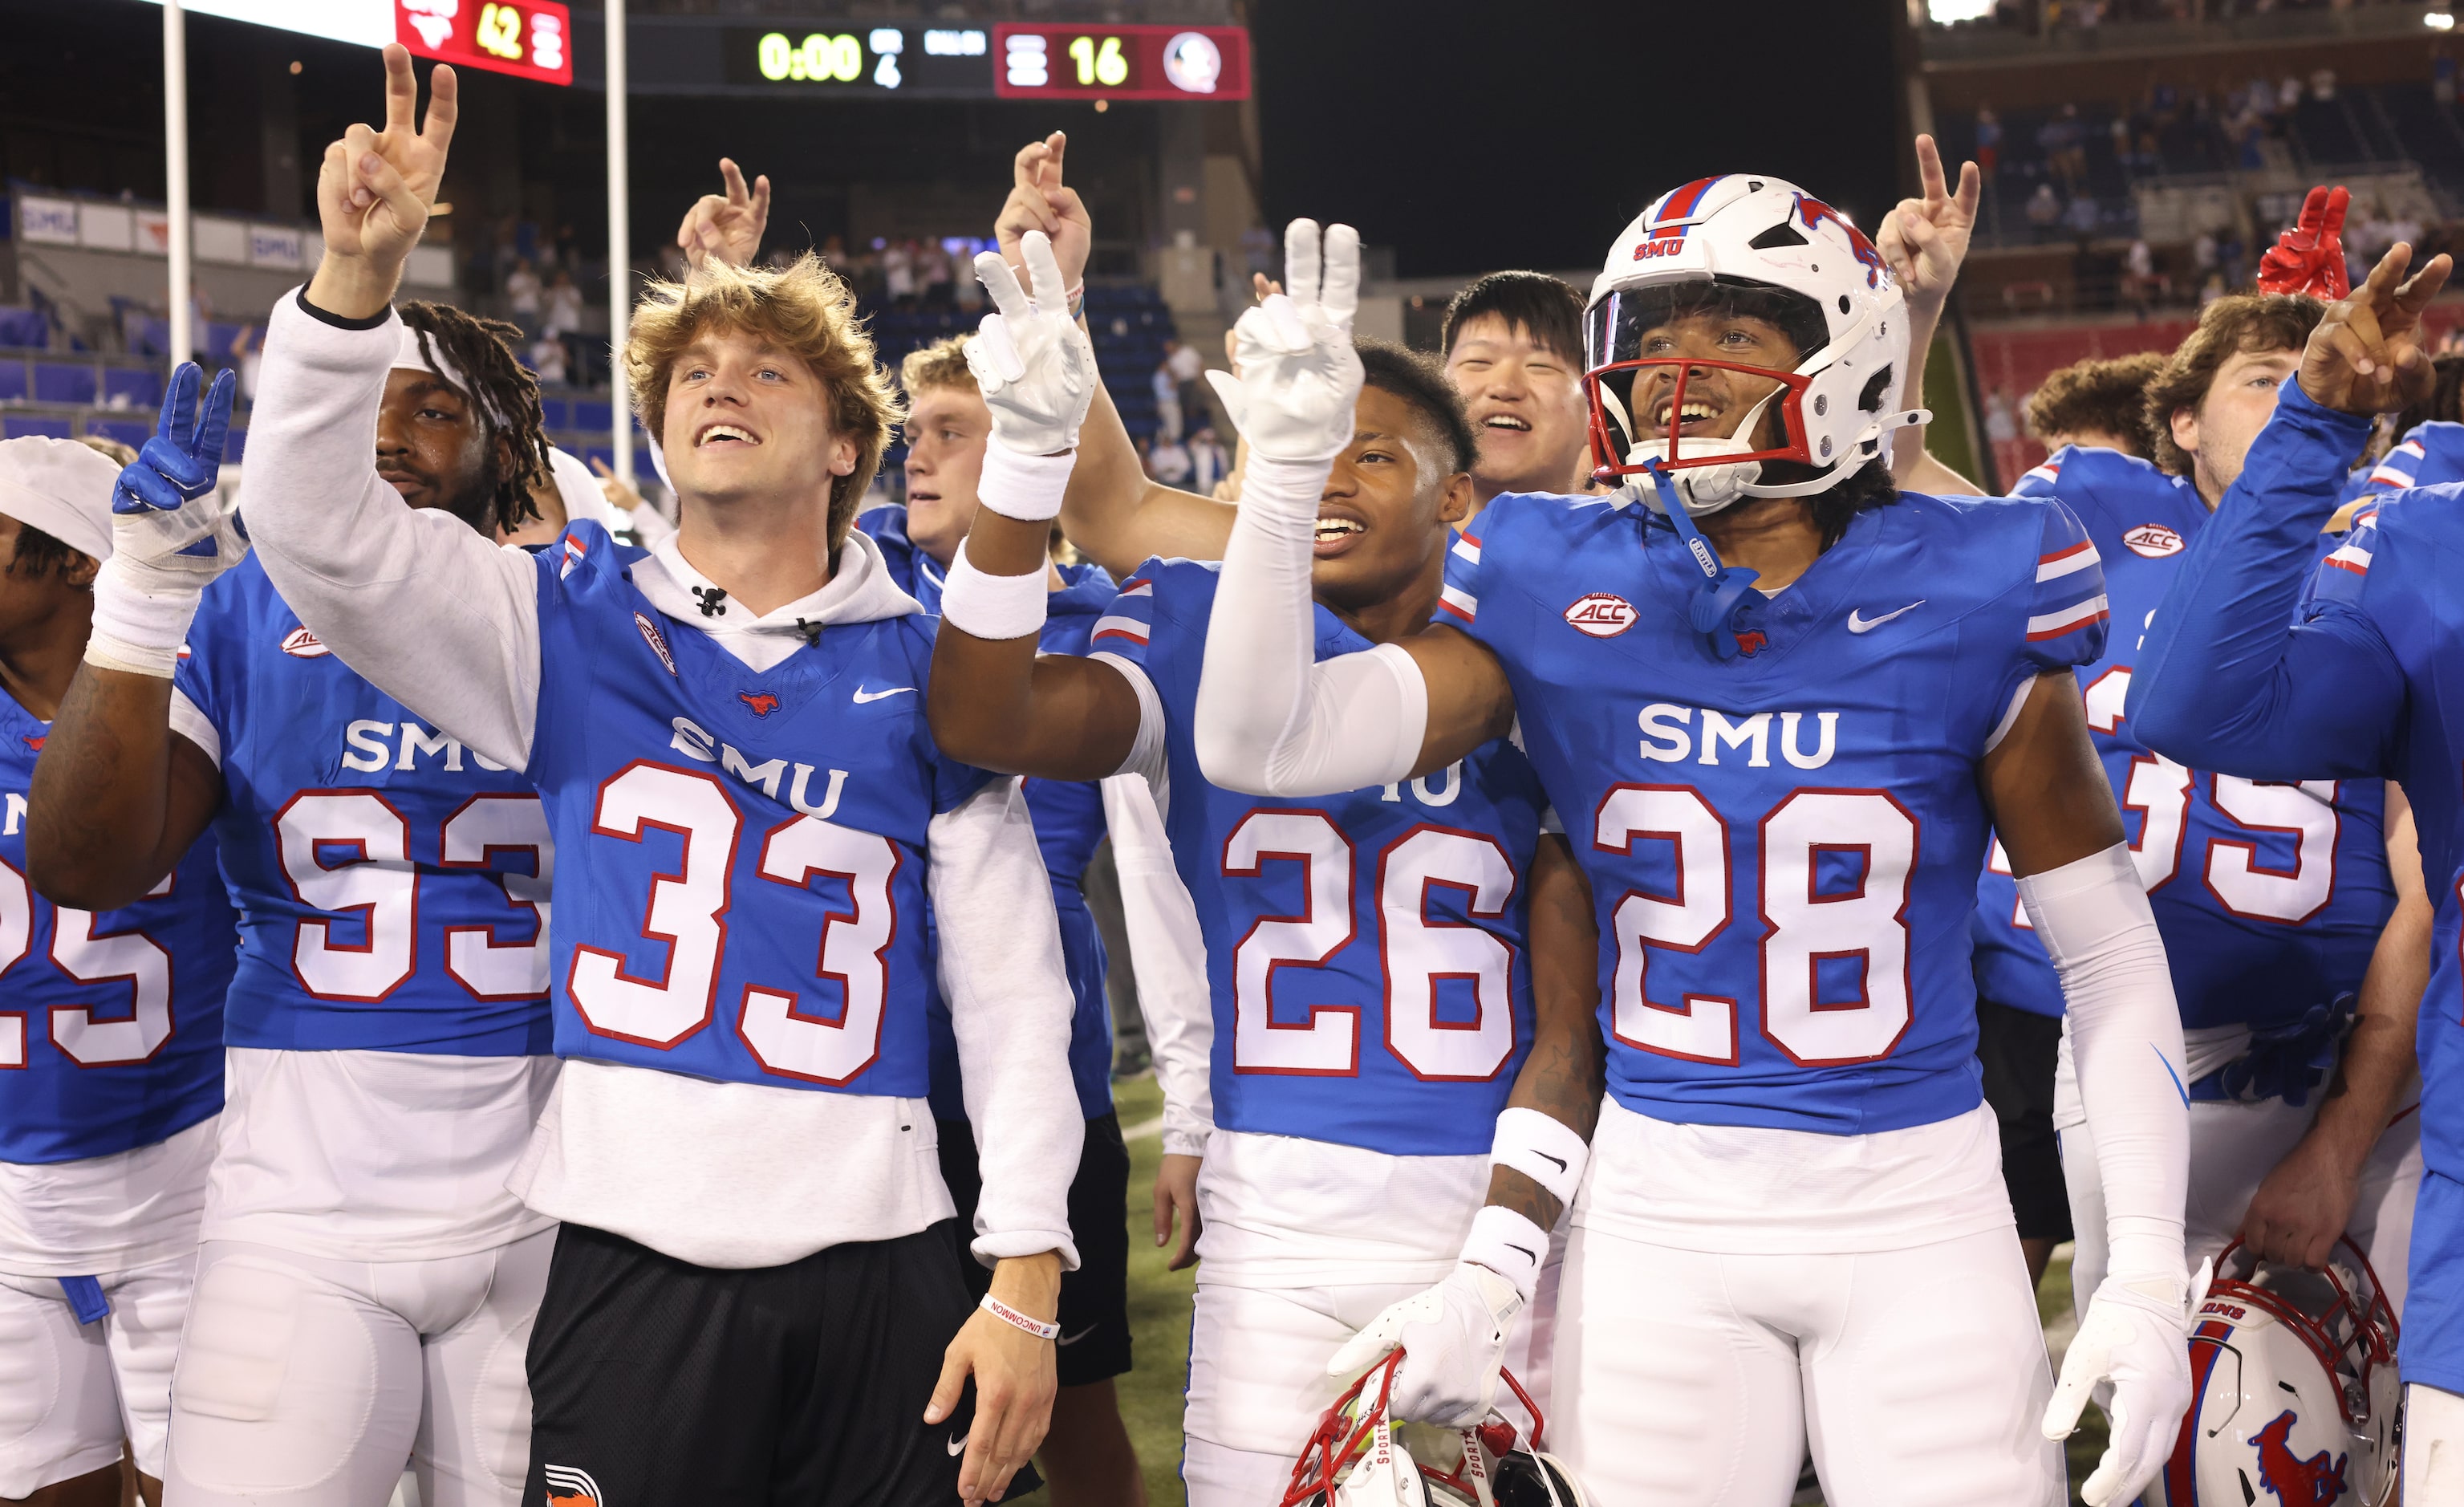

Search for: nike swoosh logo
xmin=1505 ymin=1243 xmax=1537 ymax=1262
xmin=1535 ymin=1151 xmax=1567 ymax=1172
xmin=948 ymin=1433 xmax=969 ymax=1456
xmin=1057 ymin=1325 xmax=1098 ymax=1347
xmin=1846 ymin=601 xmax=1925 ymax=634
xmin=2155 ymin=1045 xmax=2189 ymax=1107
xmin=853 ymin=685 xmax=916 ymax=704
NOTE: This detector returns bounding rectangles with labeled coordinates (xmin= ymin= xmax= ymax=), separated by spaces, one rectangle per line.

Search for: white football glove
xmin=87 ymin=364 xmax=251 ymax=676
xmin=2043 ymin=1261 xmax=2211 ymax=1507
xmin=968 ymin=230 xmax=1096 ymax=457
xmin=1325 ymin=1262 xmax=1524 ymax=1428
xmin=1206 ymin=219 xmax=1364 ymax=464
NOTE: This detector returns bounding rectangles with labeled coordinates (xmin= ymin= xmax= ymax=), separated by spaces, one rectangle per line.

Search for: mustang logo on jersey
xmin=2251 ymin=1411 xmax=2346 ymax=1507
xmin=1564 ymin=592 xmax=1636 ymax=638
xmin=739 ymin=691 xmax=781 ymax=718
xmin=281 ymin=627 xmax=331 ymax=658
xmin=2124 ymin=523 xmax=2186 ymax=559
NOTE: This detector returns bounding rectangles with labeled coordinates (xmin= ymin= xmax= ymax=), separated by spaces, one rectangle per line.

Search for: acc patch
xmin=280 ymin=627 xmax=331 ymax=659
xmin=1563 ymin=592 xmax=1636 ymax=639
xmin=634 ymin=611 xmax=679 ymax=676
xmin=2123 ymin=523 xmax=2184 ymax=559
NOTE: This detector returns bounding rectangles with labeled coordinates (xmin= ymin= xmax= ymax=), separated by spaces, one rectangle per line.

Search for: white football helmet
xmin=1283 ymin=1355 xmax=1589 ymax=1507
xmin=2148 ymin=1238 xmax=2401 ymax=1507
xmin=1582 ymin=173 xmax=1923 ymax=517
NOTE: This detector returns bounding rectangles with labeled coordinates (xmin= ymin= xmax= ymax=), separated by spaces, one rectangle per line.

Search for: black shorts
xmin=522 ymin=1219 xmax=1037 ymax=1507
xmin=1975 ymin=996 xmax=2072 ymax=1244
xmin=938 ymin=1111 xmax=1133 ymax=1387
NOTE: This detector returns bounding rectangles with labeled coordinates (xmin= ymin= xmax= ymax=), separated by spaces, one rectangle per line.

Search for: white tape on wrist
xmin=940 ymin=547 xmax=1049 ymax=642
xmin=84 ymin=563 xmax=205 ymax=678
xmin=980 ymin=1294 xmax=1061 ymax=1340
xmin=976 ymin=444 xmax=1074 ymax=522
xmin=1458 ymin=1204 xmax=1549 ymax=1306
xmin=1489 ymin=1107 xmax=1589 ymax=1209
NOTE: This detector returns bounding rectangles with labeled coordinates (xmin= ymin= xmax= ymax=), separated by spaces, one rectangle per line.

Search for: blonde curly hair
xmin=626 ymin=253 xmax=905 ymax=546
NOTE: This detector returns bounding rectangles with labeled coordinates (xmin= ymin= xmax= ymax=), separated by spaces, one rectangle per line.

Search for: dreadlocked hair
xmin=399 ymin=300 xmax=549 ymax=535
xmin=6 ymin=523 xmax=91 ymax=585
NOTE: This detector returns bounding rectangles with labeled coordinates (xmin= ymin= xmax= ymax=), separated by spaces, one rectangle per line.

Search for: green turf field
xmin=1108 ymin=1072 xmax=2109 ymax=1507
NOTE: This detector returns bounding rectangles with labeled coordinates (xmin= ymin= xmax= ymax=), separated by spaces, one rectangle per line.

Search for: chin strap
xmin=1641 ymin=461 xmax=1761 ymax=660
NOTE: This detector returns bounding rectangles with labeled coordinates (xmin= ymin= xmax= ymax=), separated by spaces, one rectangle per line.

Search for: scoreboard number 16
xmin=1066 ymin=35 xmax=1129 ymax=87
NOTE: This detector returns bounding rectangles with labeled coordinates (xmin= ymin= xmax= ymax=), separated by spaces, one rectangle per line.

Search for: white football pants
xmin=163 ymin=1229 xmax=551 ymax=1507
xmin=1182 ymin=1274 xmax=1558 ymax=1507
xmin=1550 ymin=1223 xmax=2062 ymax=1507
xmin=2060 ymin=1095 xmax=2423 ymax=1317
xmin=0 ymin=1253 xmax=195 ymax=1496
xmin=2405 ymin=1383 xmax=2464 ymax=1499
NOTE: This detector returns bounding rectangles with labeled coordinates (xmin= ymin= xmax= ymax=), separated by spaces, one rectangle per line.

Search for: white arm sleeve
xmin=1193 ymin=455 xmax=1427 ymax=797
xmin=1098 ymin=773 xmax=1214 ymax=1157
xmin=2018 ymin=842 xmax=2189 ymax=1283
xmin=242 ymin=292 xmax=542 ymax=770
xmin=930 ymin=776 xmax=1084 ymax=1269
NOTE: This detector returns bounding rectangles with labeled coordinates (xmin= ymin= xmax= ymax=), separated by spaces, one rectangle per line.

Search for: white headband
xmin=0 ymin=437 xmax=121 ymax=566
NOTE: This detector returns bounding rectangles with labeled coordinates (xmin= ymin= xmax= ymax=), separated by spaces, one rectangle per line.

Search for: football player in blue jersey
xmin=0 ymin=433 xmax=237 ymax=1507
xmin=923 ymin=225 xmax=1604 ymax=1507
xmin=1982 ymin=294 xmax=2432 ymax=1343
xmin=1192 ymin=181 xmax=2202 ymax=1507
xmin=2125 ymin=243 xmax=2464 ymax=1502
xmin=867 ymin=335 xmax=1148 ymax=1507
xmin=31 ymin=312 xmax=562 ymax=1503
xmin=184 ymin=47 xmax=1080 ymax=1507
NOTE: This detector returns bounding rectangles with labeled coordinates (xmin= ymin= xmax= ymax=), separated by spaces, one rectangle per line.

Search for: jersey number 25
xmin=0 ymin=861 xmax=180 ymax=1068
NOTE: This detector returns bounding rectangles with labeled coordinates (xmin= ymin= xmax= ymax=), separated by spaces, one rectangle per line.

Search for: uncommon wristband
xmin=976 ymin=444 xmax=1074 ymax=524
xmin=980 ymin=1294 xmax=1061 ymax=1341
xmin=940 ymin=549 xmax=1049 ymax=642
xmin=1489 ymin=1106 xmax=1589 ymax=1209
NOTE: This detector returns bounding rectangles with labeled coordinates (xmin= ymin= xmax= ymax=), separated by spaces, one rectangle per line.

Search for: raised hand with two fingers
xmin=311 ymin=43 xmax=457 ymax=317
xmin=1205 ymin=220 xmax=1364 ymax=464
xmin=87 ymin=363 xmax=250 ymax=677
xmin=968 ymin=230 xmax=1098 ymax=457
xmin=676 ymin=157 xmax=771 ymax=273
xmin=2297 ymin=241 xmax=2454 ymax=416
xmin=1877 ymin=133 xmax=1982 ymax=317
xmin=2257 ymin=185 xmax=2353 ymax=299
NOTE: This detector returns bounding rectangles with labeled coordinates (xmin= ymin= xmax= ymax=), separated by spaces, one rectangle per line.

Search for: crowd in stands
xmin=1938 ymin=0 xmax=2435 ymax=33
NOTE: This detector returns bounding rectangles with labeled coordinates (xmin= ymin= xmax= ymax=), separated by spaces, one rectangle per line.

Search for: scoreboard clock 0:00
xmin=991 ymin=24 xmax=1248 ymax=101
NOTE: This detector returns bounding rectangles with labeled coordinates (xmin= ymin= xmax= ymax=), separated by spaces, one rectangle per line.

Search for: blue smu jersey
xmin=1973 ymin=447 xmax=2393 ymax=1026
xmin=2352 ymin=421 xmax=2464 ymax=506
xmin=1092 ymin=558 xmax=1545 ymax=1156
xmin=526 ymin=522 xmax=995 ymax=1097
xmin=859 ymin=505 xmax=1118 ymax=1119
xmin=0 ymin=696 xmax=233 ymax=1163
xmin=1447 ymin=489 xmax=2109 ymax=1135
xmin=175 ymin=556 xmax=550 ymax=1056
xmin=2297 ymin=488 xmax=2464 ymax=1195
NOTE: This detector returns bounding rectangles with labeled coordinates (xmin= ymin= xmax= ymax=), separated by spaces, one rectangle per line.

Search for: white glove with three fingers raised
xmin=967 ymin=230 xmax=1095 ymax=457
xmin=1206 ymin=219 xmax=1365 ymax=465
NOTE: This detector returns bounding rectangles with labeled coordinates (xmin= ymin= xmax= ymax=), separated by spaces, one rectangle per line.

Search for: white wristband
xmin=1458 ymin=1204 xmax=1549 ymax=1306
xmin=939 ymin=548 xmax=1049 ymax=642
xmin=84 ymin=559 xmax=205 ymax=679
xmin=979 ymin=1294 xmax=1060 ymax=1341
xmin=976 ymin=444 xmax=1074 ymax=523
xmin=1489 ymin=1107 xmax=1589 ymax=1209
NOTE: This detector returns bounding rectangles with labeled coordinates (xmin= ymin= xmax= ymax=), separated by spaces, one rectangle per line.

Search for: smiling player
xmin=1191 ymin=184 xmax=2198 ymax=1507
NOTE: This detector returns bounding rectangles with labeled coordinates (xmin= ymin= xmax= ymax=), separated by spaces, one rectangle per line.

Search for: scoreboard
xmin=399 ymin=0 xmax=572 ymax=87
xmin=717 ymin=22 xmax=1248 ymax=100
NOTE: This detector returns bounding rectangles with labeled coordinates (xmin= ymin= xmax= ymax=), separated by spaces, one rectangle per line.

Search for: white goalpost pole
xmin=606 ymin=0 xmax=631 ymax=485
xmin=165 ymin=0 xmax=192 ymax=368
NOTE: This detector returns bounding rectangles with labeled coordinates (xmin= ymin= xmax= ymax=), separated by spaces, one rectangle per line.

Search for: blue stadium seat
xmin=540 ymin=397 xmax=570 ymax=429
xmin=103 ymin=367 xmax=164 ymax=410
xmin=87 ymin=418 xmax=149 ymax=449
xmin=0 ymin=360 xmax=26 ymax=404
xmin=224 ymin=428 xmax=246 ymax=464
xmin=572 ymin=400 xmax=614 ymax=433
xmin=0 ymin=308 xmax=47 ymax=349
xmin=2 ymin=415 xmax=72 ymax=439
xmin=33 ymin=364 xmax=97 ymax=406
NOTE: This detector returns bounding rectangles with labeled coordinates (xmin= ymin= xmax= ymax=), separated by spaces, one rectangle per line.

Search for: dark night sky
xmin=1248 ymin=0 xmax=1910 ymax=279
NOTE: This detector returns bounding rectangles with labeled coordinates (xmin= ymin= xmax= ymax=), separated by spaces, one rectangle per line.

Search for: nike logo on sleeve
xmin=853 ymin=685 xmax=916 ymax=703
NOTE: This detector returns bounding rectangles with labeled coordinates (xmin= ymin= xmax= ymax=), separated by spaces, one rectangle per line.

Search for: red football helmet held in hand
xmin=2257 ymin=185 xmax=2352 ymax=300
